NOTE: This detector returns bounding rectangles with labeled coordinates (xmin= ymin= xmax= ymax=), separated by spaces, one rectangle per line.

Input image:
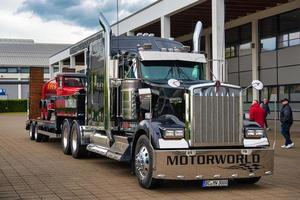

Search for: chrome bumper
xmin=153 ymin=148 xmax=274 ymax=180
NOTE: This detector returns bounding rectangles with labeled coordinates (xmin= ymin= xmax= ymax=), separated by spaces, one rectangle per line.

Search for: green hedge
xmin=0 ymin=99 xmax=27 ymax=112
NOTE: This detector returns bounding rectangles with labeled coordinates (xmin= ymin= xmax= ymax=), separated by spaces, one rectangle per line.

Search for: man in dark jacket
xmin=280 ymin=98 xmax=294 ymax=149
xmin=262 ymin=99 xmax=271 ymax=130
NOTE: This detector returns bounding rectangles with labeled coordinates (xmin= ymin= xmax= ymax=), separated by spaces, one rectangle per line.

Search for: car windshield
xmin=64 ymin=77 xmax=85 ymax=87
xmin=141 ymin=60 xmax=204 ymax=81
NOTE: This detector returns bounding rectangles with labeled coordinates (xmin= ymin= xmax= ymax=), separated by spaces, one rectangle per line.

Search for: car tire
xmin=70 ymin=120 xmax=86 ymax=158
xmin=134 ymin=135 xmax=158 ymax=189
xmin=34 ymin=125 xmax=42 ymax=142
xmin=29 ymin=123 xmax=35 ymax=140
xmin=61 ymin=119 xmax=72 ymax=155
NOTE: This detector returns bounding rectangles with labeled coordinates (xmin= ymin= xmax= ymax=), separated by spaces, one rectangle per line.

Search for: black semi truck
xmin=27 ymin=13 xmax=274 ymax=189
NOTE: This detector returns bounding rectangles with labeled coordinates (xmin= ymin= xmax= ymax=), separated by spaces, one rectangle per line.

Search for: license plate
xmin=202 ymin=180 xmax=229 ymax=187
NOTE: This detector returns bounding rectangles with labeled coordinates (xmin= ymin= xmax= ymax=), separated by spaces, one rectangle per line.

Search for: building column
xmin=161 ymin=16 xmax=171 ymax=39
xmin=251 ymin=20 xmax=259 ymax=100
xmin=127 ymin=31 xmax=135 ymax=36
xmin=212 ymin=0 xmax=225 ymax=81
xmin=49 ymin=65 xmax=54 ymax=79
xmin=58 ymin=61 xmax=64 ymax=73
xmin=70 ymin=56 xmax=76 ymax=68
xmin=18 ymin=73 xmax=22 ymax=99
xmin=205 ymin=34 xmax=212 ymax=80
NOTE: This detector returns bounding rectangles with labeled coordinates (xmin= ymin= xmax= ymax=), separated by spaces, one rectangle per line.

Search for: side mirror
xmin=251 ymin=80 xmax=264 ymax=90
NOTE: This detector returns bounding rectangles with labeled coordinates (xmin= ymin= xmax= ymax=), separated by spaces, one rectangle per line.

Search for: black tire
xmin=61 ymin=119 xmax=72 ymax=155
xmin=34 ymin=125 xmax=42 ymax=142
xmin=70 ymin=120 xmax=86 ymax=158
xmin=235 ymin=177 xmax=261 ymax=184
xmin=29 ymin=123 xmax=35 ymax=140
xmin=134 ymin=135 xmax=158 ymax=189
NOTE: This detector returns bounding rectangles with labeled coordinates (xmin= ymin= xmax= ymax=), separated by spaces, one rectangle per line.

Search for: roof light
xmin=161 ymin=48 xmax=167 ymax=52
xmin=168 ymin=48 xmax=174 ymax=52
xmin=142 ymin=33 xmax=149 ymax=37
xmin=136 ymin=33 xmax=143 ymax=36
xmin=149 ymin=33 xmax=155 ymax=37
xmin=143 ymin=43 xmax=152 ymax=49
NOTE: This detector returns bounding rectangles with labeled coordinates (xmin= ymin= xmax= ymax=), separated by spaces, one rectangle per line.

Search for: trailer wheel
xmin=235 ymin=177 xmax=261 ymax=184
xmin=61 ymin=119 xmax=72 ymax=155
xmin=29 ymin=123 xmax=35 ymax=140
xmin=134 ymin=135 xmax=158 ymax=189
xmin=70 ymin=120 xmax=86 ymax=158
xmin=34 ymin=125 xmax=42 ymax=142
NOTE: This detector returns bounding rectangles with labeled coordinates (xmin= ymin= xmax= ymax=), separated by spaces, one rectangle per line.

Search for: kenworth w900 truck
xmin=26 ymin=13 xmax=274 ymax=188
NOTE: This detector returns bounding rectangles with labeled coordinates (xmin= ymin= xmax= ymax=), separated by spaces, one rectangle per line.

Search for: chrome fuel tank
xmin=121 ymin=79 xmax=141 ymax=120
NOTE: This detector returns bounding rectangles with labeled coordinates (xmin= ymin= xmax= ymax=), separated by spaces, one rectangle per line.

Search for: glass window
xmin=279 ymin=86 xmax=289 ymax=100
xmin=278 ymin=31 xmax=300 ymax=48
xmin=247 ymin=88 xmax=253 ymax=102
xmin=0 ymin=67 xmax=7 ymax=73
xmin=240 ymin=23 xmax=251 ymax=43
xmin=44 ymin=68 xmax=49 ymax=74
xmin=260 ymin=87 xmax=268 ymax=101
xmin=279 ymin=9 xmax=300 ymax=33
xmin=261 ymin=37 xmax=276 ymax=52
xmin=269 ymin=86 xmax=278 ymax=102
xmin=20 ymin=67 xmax=29 ymax=73
xmin=239 ymin=42 xmax=251 ymax=56
xmin=53 ymin=67 xmax=59 ymax=73
xmin=7 ymin=67 xmax=18 ymax=73
xmin=290 ymin=85 xmax=300 ymax=101
xmin=64 ymin=77 xmax=85 ymax=87
xmin=225 ymin=27 xmax=239 ymax=45
xmin=225 ymin=46 xmax=236 ymax=58
xmin=259 ymin=16 xmax=277 ymax=38
xmin=141 ymin=61 xmax=204 ymax=81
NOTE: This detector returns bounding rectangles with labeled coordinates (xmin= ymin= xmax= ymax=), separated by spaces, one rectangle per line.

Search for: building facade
xmin=49 ymin=0 xmax=300 ymax=119
xmin=0 ymin=39 xmax=69 ymax=99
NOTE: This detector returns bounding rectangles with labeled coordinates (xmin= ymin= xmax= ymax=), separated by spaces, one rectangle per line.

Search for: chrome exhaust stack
xmin=99 ymin=12 xmax=111 ymax=58
xmin=192 ymin=21 xmax=203 ymax=53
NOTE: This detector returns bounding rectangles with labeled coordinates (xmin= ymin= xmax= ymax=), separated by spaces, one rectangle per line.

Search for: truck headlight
xmin=245 ymin=129 xmax=265 ymax=139
xmin=161 ymin=128 xmax=184 ymax=139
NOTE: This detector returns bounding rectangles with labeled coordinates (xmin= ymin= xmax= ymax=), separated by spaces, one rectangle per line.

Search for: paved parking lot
xmin=0 ymin=113 xmax=300 ymax=200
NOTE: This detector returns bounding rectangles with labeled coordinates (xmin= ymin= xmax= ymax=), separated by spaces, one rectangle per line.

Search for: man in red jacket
xmin=249 ymin=100 xmax=265 ymax=128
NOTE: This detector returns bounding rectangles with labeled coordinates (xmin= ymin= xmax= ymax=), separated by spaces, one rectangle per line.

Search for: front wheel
xmin=235 ymin=177 xmax=261 ymax=184
xmin=70 ymin=120 xmax=86 ymax=158
xmin=134 ymin=135 xmax=158 ymax=189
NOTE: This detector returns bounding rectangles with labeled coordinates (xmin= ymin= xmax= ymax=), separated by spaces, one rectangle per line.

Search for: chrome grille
xmin=190 ymin=85 xmax=242 ymax=147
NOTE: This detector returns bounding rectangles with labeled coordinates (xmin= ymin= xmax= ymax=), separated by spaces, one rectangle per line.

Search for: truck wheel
xmin=29 ymin=123 xmax=35 ymax=140
xmin=34 ymin=125 xmax=42 ymax=142
xmin=236 ymin=177 xmax=261 ymax=184
xmin=61 ymin=119 xmax=72 ymax=155
xmin=70 ymin=120 xmax=86 ymax=158
xmin=134 ymin=135 xmax=158 ymax=189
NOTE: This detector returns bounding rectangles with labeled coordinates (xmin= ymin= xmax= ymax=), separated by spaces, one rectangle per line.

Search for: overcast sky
xmin=0 ymin=0 xmax=156 ymax=44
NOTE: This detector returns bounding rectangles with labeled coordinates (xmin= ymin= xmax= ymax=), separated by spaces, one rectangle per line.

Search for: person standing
xmin=249 ymin=100 xmax=265 ymax=128
xmin=262 ymin=98 xmax=271 ymax=130
xmin=280 ymin=98 xmax=294 ymax=149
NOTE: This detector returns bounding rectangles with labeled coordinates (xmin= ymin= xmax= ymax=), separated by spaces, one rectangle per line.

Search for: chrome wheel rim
xmin=72 ymin=130 xmax=77 ymax=152
xmin=135 ymin=146 xmax=150 ymax=180
xmin=63 ymin=126 xmax=68 ymax=149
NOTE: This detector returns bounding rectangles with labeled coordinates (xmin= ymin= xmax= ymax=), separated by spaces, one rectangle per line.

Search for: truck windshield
xmin=141 ymin=60 xmax=204 ymax=81
xmin=64 ymin=77 xmax=85 ymax=87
